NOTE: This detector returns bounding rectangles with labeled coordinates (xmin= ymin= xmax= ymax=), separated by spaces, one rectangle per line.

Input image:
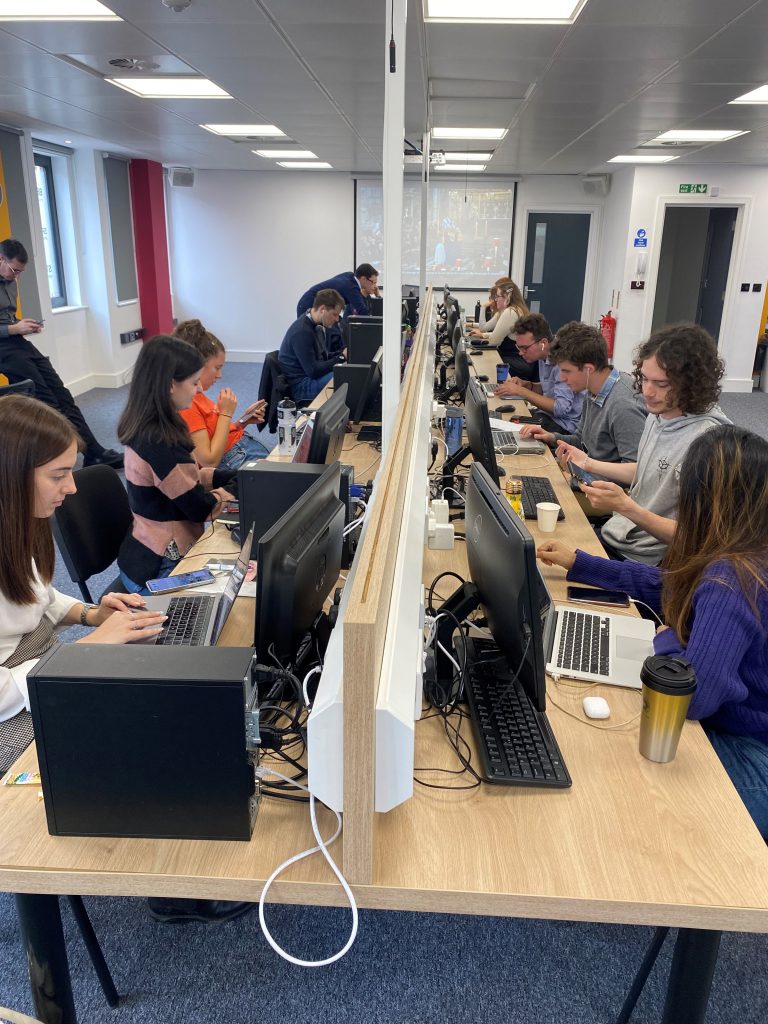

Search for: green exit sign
xmin=679 ymin=183 xmax=708 ymax=194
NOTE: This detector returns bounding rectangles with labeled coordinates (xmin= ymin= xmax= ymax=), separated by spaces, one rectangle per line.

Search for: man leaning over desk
xmin=296 ymin=263 xmax=379 ymax=356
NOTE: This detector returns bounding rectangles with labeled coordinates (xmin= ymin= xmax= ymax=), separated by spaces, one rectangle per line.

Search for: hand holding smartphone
xmin=145 ymin=568 xmax=215 ymax=594
xmin=569 ymin=462 xmax=595 ymax=486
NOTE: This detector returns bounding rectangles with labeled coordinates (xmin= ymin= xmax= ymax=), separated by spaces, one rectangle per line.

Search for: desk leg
xmin=661 ymin=928 xmax=721 ymax=1024
xmin=15 ymin=894 xmax=77 ymax=1024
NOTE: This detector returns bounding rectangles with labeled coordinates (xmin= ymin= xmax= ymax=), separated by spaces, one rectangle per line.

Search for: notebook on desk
xmin=538 ymin=570 xmax=654 ymax=688
xmin=142 ymin=526 xmax=253 ymax=646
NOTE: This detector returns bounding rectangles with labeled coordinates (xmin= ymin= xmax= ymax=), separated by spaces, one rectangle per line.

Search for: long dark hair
xmin=662 ymin=425 xmax=768 ymax=641
xmin=118 ymin=335 xmax=204 ymax=448
xmin=0 ymin=396 xmax=79 ymax=604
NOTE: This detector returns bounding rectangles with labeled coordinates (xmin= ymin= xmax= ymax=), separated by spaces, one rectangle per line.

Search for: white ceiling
xmin=0 ymin=0 xmax=766 ymax=176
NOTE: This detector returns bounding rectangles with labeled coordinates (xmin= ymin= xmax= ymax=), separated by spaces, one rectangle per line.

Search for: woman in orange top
xmin=174 ymin=320 xmax=268 ymax=470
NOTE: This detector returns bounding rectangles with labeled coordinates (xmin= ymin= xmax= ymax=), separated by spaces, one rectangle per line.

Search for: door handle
xmin=524 ymin=286 xmax=536 ymax=298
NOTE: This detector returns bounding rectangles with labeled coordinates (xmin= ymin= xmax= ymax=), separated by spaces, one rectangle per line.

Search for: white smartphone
xmin=145 ymin=568 xmax=215 ymax=594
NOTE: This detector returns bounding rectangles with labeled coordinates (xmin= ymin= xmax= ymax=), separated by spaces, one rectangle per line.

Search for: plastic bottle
xmin=277 ymin=398 xmax=297 ymax=456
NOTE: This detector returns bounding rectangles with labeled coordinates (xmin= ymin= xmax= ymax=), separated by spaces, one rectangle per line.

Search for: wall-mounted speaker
xmin=168 ymin=166 xmax=195 ymax=188
xmin=581 ymin=174 xmax=611 ymax=197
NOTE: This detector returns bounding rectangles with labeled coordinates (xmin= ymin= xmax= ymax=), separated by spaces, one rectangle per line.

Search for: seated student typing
xmin=468 ymin=279 xmax=536 ymax=381
xmin=0 ymin=396 xmax=164 ymax=745
xmin=174 ymin=319 xmax=267 ymax=469
xmin=538 ymin=425 xmax=768 ymax=839
xmin=117 ymin=337 xmax=235 ymax=595
xmin=278 ymin=288 xmax=346 ymax=402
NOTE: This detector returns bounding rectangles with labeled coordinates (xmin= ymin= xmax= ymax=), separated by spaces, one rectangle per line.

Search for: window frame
xmin=33 ymin=152 xmax=68 ymax=308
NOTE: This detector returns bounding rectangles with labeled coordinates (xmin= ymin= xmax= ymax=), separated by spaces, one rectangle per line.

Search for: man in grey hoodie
xmin=561 ymin=323 xmax=730 ymax=563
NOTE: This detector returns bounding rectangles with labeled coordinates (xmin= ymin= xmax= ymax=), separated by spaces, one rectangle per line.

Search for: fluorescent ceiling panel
xmin=109 ymin=79 xmax=231 ymax=99
xmin=433 ymin=127 xmax=507 ymax=140
xmin=435 ymin=163 xmax=487 ymax=171
xmin=648 ymin=129 xmax=748 ymax=143
xmin=730 ymin=85 xmax=768 ymax=104
xmin=442 ymin=152 xmax=492 ymax=160
xmin=254 ymin=149 xmax=316 ymax=158
xmin=0 ymin=0 xmax=119 ymax=18
xmin=609 ymin=154 xmax=678 ymax=163
xmin=277 ymin=162 xmax=333 ymax=169
xmin=202 ymin=124 xmax=285 ymax=137
xmin=425 ymin=0 xmax=588 ymax=22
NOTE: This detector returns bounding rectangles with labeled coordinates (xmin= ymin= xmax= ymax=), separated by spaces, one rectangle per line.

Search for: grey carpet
xmin=4 ymin=372 xmax=767 ymax=1021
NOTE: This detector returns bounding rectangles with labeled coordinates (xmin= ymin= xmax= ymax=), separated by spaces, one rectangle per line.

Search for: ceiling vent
xmin=108 ymin=57 xmax=161 ymax=72
xmin=581 ymin=174 xmax=611 ymax=197
xmin=168 ymin=166 xmax=195 ymax=188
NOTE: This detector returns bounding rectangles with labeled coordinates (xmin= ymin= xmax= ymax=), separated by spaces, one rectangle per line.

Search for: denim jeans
xmin=120 ymin=556 xmax=179 ymax=597
xmin=707 ymin=729 xmax=768 ymax=840
xmin=291 ymin=371 xmax=333 ymax=403
xmin=219 ymin=432 xmax=270 ymax=470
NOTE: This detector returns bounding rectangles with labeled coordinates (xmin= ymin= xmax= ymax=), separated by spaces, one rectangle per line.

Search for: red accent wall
xmin=128 ymin=159 xmax=173 ymax=339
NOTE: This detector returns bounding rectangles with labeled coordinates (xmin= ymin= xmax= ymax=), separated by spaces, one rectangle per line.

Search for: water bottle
xmin=474 ymin=301 xmax=481 ymax=322
xmin=277 ymin=398 xmax=297 ymax=456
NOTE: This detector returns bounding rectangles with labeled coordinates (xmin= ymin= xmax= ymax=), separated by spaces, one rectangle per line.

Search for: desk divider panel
xmin=342 ymin=289 xmax=434 ymax=883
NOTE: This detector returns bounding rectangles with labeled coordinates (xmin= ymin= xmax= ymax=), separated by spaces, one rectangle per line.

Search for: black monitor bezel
xmin=305 ymin=383 xmax=350 ymax=465
xmin=464 ymin=377 xmax=501 ymax=488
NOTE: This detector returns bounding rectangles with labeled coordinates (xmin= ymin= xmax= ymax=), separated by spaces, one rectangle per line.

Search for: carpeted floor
xmin=3 ymin=370 xmax=768 ymax=1021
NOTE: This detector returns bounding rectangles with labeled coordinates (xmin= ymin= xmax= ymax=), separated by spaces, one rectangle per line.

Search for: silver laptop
xmin=142 ymin=526 xmax=253 ymax=646
xmin=538 ymin=568 xmax=654 ymax=689
xmin=488 ymin=415 xmax=546 ymax=456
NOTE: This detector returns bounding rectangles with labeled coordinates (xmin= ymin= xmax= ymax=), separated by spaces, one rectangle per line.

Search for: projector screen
xmin=355 ymin=177 xmax=514 ymax=290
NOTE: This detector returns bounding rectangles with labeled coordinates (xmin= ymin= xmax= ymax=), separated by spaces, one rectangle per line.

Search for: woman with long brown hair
xmin=0 ymin=396 xmax=165 ymax=745
xmin=469 ymin=279 xmax=536 ymax=381
xmin=537 ymin=424 xmax=768 ymax=836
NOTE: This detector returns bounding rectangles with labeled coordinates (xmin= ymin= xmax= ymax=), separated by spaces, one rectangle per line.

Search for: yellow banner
xmin=0 ymin=152 xmax=20 ymax=317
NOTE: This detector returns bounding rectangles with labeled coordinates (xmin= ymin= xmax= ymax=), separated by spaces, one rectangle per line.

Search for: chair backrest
xmin=258 ymin=350 xmax=289 ymax=433
xmin=0 ymin=378 xmax=35 ymax=398
xmin=52 ymin=465 xmax=132 ymax=602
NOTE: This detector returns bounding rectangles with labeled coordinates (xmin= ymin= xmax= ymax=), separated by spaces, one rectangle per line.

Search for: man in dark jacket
xmin=279 ymin=288 xmax=346 ymax=401
xmin=296 ymin=263 xmax=379 ymax=356
xmin=0 ymin=238 xmax=123 ymax=467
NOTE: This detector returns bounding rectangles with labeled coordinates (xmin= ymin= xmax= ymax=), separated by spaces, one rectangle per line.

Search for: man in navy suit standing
xmin=296 ymin=263 xmax=379 ymax=356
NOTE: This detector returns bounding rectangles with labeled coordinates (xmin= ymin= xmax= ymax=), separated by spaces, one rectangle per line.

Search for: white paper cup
xmin=536 ymin=501 xmax=560 ymax=532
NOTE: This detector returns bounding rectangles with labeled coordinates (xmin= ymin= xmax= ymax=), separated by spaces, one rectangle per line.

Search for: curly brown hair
xmin=633 ymin=323 xmax=723 ymax=415
xmin=512 ymin=312 xmax=552 ymax=343
xmin=549 ymin=321 xmax=608 ymax=370
xmin=174 ymin=319 xmax=224 ymax=361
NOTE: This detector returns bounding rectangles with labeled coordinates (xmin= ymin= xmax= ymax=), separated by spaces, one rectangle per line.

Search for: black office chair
xmin=52 ymin=465 xmax=132 ymax=603
xmin=256 ymin=350 xmax=310 ymax=434
xmin=0 ymin=377 xmax=35 ymax=398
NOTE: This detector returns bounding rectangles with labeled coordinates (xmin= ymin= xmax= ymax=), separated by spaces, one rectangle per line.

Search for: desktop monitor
xmin=255 ymin=462 xmax=344 ymax=666
xmin=451 ymin=320 xmax=463 ymax=355
xmin=347 ymin=318 xmax=383 ymax=365
xmin=332 ymin=348 xmax=382 ymax=424
xmin=294 ymin=383 xmax=350 ymax=465
xmin=465 ymin=462 xmax=547 ymax=712
xmin=238 ymin=461 xmax=328 ymax=557
xmin=454 ymin=341 xmax=470 ymax=398
xmin=402 ymin=296 xmax=418 ymax=329
xmin=464 ymin=376 xmax=501 ymax=488
xmin=368 ymin=295 xmax=383 ymax=316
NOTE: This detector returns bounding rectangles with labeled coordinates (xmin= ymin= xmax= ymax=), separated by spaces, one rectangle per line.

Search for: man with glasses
xmin=296 ymin=263 xmax=380 ymax=357
xmin=0 ymin=238 xmax=123 ymax=468
xmin=278 ymin=289 xmax=346 ymax=402
xmin=494 ymin=312 xmax=583 ymax=433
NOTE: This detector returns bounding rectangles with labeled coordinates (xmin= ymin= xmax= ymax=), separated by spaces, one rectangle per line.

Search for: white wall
xmin=166 ymin=170 xmax=354 ymax=361
xmin=593 ymin=166 xmax=634 ymax=324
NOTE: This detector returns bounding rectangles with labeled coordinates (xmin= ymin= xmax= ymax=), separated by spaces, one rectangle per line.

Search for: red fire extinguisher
xmin=599 ymin=310 xmax=617 ymax=360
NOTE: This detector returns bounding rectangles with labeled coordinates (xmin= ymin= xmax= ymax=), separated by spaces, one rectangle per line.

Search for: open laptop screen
xmin=209 ymin=526 xmax=253 ymax=644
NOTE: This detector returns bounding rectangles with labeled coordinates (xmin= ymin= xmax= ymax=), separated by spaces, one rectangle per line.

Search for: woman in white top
xmin=469 ymin=280 xmax=536 ymax=382
xmin=0 ymin=395 xmax=166 ymax=724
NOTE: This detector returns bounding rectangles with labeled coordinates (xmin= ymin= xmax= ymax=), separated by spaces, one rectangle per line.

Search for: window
xmin=33 ymin=153 xmax=68 ymax=308
xmin=355 ymin=177 xmax=515 ymax=289
xmin=103 ymin=156 xmax=138 ymax=303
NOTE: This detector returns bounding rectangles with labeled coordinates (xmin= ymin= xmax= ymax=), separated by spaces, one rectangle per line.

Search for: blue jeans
xmin=291 ymin=372 xmax=333 ymax=403
xmin=219 ymin=432 xmax=270 ymax=470
xmin=707 ymin=729 xmax=768 ymax=840
xmin=120 ymin=556 xmax=178 ymax=597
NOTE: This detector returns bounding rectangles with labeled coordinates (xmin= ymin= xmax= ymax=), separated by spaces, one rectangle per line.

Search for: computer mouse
xmin=469 ymin=349 xmax=485 ymax=356
xmin=582 ymin=696 xmax=610 ymax=720
xmin=477 ymin=374 xmax=489 ymax=382
xmin=473 ymin=338 xmax=489 ymax=347
xmin=494 ymin=404 xmax=516 ymax=414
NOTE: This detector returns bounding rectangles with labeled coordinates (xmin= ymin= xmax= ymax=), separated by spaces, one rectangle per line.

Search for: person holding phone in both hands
xmin=536 ymin=424 xmax=768 ymax=840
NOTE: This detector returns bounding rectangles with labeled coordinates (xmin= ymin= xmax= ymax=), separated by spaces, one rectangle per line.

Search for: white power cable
xmin=256 ymin=766 xmax=358 ymax=967
xmin=302 ymin=665 xmax=321 ymax=710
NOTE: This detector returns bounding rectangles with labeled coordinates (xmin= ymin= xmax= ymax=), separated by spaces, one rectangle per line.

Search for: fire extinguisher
xmin=599 ymin=310 xmax=617 ymax=360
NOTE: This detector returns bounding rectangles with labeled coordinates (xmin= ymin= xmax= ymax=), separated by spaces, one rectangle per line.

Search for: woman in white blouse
xmin=0 ymin=395 xmax=166 ymax=724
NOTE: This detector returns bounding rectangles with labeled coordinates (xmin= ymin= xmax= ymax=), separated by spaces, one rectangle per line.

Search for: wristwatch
xmin=80 ymin=604 xmax=97 ymax=626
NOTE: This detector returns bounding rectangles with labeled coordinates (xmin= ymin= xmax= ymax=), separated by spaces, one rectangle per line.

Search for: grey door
xmin=523 ymin=212 xmax=591 ymax=332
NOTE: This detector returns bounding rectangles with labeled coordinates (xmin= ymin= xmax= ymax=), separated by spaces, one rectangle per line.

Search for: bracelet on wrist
xmin=80 ymin=604 xmax=97 ymax=627
xmin=219 ymin=413 xmax=232 ymax=419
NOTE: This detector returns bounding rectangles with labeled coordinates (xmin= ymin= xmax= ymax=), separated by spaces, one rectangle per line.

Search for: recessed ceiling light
xmin=109 ymin=78 xmax=230 ymax=99
xmin=648 ymin=129 xmax=748 ymax=143
xmin=425 ymin=0 xmax=587 ymax=23
xmin=730 ymin=85 xmax=768 ymax=104
xmin=0 ymin=0 xmax=120 ymax=19
xmin=253 ymin=149 xmax=317 ymax=159
xmin=608 ymin=154 xmax=678 ymax=163
xmin=434 ymin=163 xmax=487 ymax=171
xmin=433 ymin=127 xmax=507 ymax=140
xmin=202 ymin=124 xmax=285 ymax=137
xmin=277 ymin=162 xmax=333 ymax=169
xmin=64 ymin=140 xmax=72 ymax=144
xmin=443 ymin=152 xmax=492 ymax=161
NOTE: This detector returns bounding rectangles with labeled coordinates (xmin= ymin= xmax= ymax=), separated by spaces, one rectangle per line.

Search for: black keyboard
xmin=464 ymin=640 xmax=571 ymax=788
xmin=518 ymin=475 xmax=565 ymax=521
xmin=155 ymin=594 xmax=215 ymax=646
xmin=556 ymin=609 xmax=611 ymax=677
xmin=356 ymin=425 xmax=382 ymax=444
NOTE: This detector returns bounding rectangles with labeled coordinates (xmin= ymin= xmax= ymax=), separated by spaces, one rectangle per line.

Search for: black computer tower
xmin=27 ymin=645 xmax=258 ymax=841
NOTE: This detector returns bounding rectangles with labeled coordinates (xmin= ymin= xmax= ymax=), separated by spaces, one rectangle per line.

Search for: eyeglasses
xmin=516 ymin=339 xmax=539 ymax=353
xmin=2 ymin=259 xmax=24 ymax=275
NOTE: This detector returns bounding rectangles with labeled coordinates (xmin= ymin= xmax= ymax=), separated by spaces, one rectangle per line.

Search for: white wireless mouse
xmin=583 ymin=696 xmax=610 ymax=720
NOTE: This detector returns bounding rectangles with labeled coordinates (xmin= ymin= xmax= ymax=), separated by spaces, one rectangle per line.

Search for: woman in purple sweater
xmin=538 ymin=425 xmax=768 ymax=838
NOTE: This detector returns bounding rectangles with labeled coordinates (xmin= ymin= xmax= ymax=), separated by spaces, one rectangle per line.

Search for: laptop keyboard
xmin=465 ymin=640 xmax=570 ymax=787
xmin=156 ymin=595 xmax=215 ymax=646
xmin=556 ymin=609 xmax=611 ymax=677
xmin=518 ymin=475 xmax=565 ymax=521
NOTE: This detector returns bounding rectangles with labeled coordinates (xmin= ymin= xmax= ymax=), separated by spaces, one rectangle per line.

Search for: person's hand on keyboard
xmin=82 ymin=607 xmax=168 ymax=644
xmin=494 ymin=376 xmax=529 ymax=398
xmin=519 ymin=423 xmax=555 ymax=443
xmin=536 ymin=540 xmax=576 ymax=572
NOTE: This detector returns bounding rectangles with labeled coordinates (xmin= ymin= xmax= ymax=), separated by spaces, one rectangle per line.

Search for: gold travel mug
xmin=639 ymin=656 xmax=697 ymax=763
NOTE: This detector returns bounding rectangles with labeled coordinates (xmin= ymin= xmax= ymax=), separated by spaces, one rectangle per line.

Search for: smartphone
xmin=145 ymin=568 xmax=215 ymax=594
xmin=569 ymin=462 xmax=595 ymax=485
xmin=566 ymin=586 xmax=630 ymax=608
xmin=220 ymin=501 xmax=239 ymax=515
